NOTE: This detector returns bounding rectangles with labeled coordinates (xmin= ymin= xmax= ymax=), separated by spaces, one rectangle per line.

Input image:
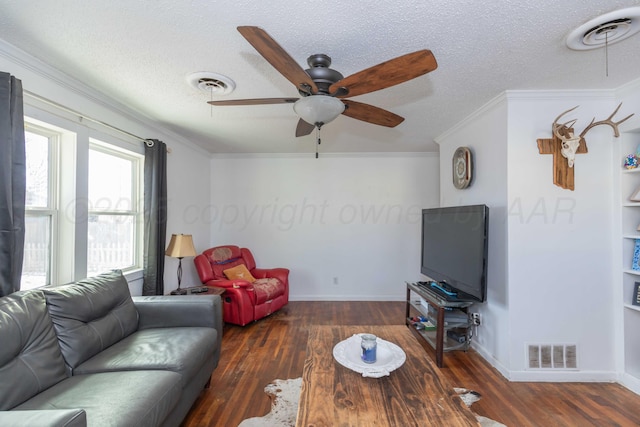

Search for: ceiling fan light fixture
xmin=293 ymin=95 xmax=345 ymax=127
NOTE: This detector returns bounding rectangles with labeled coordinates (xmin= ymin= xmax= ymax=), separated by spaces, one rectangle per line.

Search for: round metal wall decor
xmin=452 ymin=146 xmax=472 ymax=189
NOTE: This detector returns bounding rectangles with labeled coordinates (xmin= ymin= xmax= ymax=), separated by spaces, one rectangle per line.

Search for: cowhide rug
xmin=237 ymin=378 xmax=506 ymax=427
xmin=237 ymin=378 xmax=302 ymax=427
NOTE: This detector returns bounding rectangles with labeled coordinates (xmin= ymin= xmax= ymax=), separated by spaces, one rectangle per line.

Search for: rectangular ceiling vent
xmin=527 ymin=343 xmax=577 ymax=369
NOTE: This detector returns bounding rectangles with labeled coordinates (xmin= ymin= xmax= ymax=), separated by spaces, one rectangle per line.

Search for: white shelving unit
xmin=617 ymin=126 xmax=640 ymax=393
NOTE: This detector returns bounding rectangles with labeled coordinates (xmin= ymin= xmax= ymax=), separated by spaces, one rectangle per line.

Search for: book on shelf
xmin=409 ymin=317 xmax=436 ymax=331
xmin=421 ymin=320 xmax=437 ymax=331
xmin=633 ymin=239 xmax=640 ymax=271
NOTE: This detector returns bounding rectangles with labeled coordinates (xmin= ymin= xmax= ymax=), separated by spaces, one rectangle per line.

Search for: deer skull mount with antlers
xmin=556 ymin=124 xmax=581 ymax=168
xmin=537 ymin=103 xmax=634 ymax=190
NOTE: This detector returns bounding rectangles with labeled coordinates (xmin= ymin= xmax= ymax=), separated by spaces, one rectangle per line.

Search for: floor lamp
xmin=165 ymin=234 xmax=197 ymax=295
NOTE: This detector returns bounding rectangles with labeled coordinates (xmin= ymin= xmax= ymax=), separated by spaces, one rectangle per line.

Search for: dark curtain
xmin=142 ymin=139 xmax=167 ymax=295
xmin=0 ymin=72 xmax=26 ymax=297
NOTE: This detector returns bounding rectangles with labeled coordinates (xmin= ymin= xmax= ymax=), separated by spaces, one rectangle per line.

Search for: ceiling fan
xmin=208 ymin=26 xmax=438 ymax=138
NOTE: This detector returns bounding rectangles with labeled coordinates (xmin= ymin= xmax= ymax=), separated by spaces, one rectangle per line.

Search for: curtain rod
xmin=23 ymin=90 xmax=170 ymax=151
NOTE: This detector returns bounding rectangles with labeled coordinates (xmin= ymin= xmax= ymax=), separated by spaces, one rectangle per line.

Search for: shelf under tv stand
xmin=405 ymin=282 xmax=474 ymax=367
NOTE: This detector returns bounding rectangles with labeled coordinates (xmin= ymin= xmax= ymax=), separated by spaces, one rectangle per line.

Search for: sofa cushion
xmin=43 ymin=270 xmax=139 ymax=370
xmin=253 ymin=278 xmax=285 ymax=304
xmin=207 ymin=245 xmax=242 ymax=263
xmin=223 ymin=264 xmax=256 ymax=283
xmin=0 ymin=290 xmax=67 ymax=410
xmin=0 ymin=409 xmax=87 ymax=427
xmin=15 ymin=370 xmax=181 ymax=427
xmin=73 ymin=327 xmax=217 ymax=388
xmin=204 ymin=245 xmax=250 ymax=279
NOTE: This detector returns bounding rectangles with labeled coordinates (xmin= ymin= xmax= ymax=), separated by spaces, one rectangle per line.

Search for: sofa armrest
xmin=253 ymin=267 xmax=290 ymax=286
xmin=132 ymin=295 xmax=222 ymax=332
xmin=204 ymin=278 xmax=252 ymax=289
xmin=194 ymin=254 xmax=214 ymax=283
xmin=0 ymin=409 xmax=87 ymax=427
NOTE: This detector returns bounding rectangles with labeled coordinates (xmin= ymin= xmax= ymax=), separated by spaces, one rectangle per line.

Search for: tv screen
xmin=421 ymin=204 xmax=489 ymax=302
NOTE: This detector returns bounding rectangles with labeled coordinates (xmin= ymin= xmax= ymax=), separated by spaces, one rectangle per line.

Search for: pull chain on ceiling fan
xmin=208 ymin=26 xmax=438 ymax=141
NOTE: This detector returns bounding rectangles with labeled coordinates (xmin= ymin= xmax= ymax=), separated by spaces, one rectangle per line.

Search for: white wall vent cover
xmin=526 ymin=344 xmax=578 ymax=370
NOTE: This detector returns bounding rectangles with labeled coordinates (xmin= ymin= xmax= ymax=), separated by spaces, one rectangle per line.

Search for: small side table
xmin=178 ymin=286 xmax=225 ymax=296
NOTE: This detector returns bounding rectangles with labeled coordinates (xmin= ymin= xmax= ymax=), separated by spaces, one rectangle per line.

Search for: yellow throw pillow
xmin=223 ymin=264 xmax=256 ymax=283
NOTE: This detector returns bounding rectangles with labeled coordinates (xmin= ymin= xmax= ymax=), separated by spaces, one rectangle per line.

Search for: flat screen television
xmin=421 ymin=204 xmax=489 ymax=302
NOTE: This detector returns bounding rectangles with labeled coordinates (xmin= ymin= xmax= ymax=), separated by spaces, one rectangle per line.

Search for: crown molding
xmin=434 ymin=88 xmax=619 ymax=144
xmin=210 ymin=151 xmax=439 ymax=160
xmin=616 ymin=75 xmax=640 ymax=97
xmin=504 ymin=88 xmax=615 ymax=101
xmin=0 ymin=39 xmax=151 ymax=126
xmin=0 ymin=38 xmax=210 ymax=157
xmin=434 ymin=92 xmax=508 ymax=144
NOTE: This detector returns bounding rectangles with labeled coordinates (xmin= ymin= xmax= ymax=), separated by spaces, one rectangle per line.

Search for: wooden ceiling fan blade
xmin=329 ymin=50 xmax=437 ymax=98
xmin=341 ymin=99 xmax=404 ymax=127
xmin=237 ymin=26 xmax=318 ymax=95
xmin=208 ymin=98 xmax=298 ymax=106
xmin=295 ymin=119 xmax=315 ymax=137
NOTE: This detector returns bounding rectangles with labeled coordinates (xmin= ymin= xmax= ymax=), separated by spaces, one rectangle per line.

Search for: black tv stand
xmin=406 ymin=282 xmax=474 ymax=367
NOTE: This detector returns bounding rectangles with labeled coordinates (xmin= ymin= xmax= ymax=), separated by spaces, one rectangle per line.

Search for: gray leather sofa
xmin=0 ymin=270 xmax=222 ymax=427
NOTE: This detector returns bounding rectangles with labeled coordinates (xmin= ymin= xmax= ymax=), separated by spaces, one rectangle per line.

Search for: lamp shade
xmin=165 ymin=234 xmax=197 ymax=258
xmin=293 ymin=95 xmax=345 ymax=126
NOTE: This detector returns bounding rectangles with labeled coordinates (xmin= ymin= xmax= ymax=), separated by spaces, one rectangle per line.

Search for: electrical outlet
xmin=471 ymin=313 xmax=481 ymax=326
xmin=333 ymin=277 xmax=339 ymax=285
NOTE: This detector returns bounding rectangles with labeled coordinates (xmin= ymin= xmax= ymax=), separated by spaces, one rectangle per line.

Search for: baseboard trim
xmin=508 ymin=370 xmax=617 ymax=383
xmin=619 ymin=372 xmax=640 ymax=395
xmin=472 ymin=341 xmax=623 ymax=384
xmin=289 ymin=295 xmax=405 ymax=302
xmin=470 ymin=341 xmax=511 ymax=380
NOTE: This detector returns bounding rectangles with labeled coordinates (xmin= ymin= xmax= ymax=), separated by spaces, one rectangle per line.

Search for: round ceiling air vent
xmin=186 ymin=72 xmax=236 ymax=95
xmin=566 ymin=7 xmax=640 ymax=50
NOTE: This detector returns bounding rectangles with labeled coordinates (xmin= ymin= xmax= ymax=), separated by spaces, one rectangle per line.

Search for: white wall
xmin=436 ymin=89 xmax=623 ymax=381
xmin=435 ymin=97 xmax=510 ymax=374
xmin=506 ymin=92 xmax=617 ymax=379
xmin=163 ymin=141 xmax=212 ymax=293
xmin=0 ymin=39 xmax=213 ymax=295
xmin=207 ymin=154 xmax=439 ymax=300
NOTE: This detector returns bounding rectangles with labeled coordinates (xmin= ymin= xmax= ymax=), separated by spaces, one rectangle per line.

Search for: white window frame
xmin=22 ymin=108 xmax=145 ymax=287
xmin=22 ymin=123 xmax=59 ymax=288
xmin=87 ymin=140 xmax=144 ymax=275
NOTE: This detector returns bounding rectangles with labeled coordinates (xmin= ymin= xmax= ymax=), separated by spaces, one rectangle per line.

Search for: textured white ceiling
xmin=1 ymin=0 xmax=640 ymax=154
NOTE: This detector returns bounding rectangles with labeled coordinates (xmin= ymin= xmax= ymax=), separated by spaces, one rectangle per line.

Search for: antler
xmin=552 ymin=106 xmax=579 ymax=139
xmin=579 ymin=103 xmax=634 ymax=138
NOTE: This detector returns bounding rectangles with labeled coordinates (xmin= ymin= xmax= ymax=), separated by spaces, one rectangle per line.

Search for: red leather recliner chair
xmin=193 ymin=245 xmax=289 ymax=326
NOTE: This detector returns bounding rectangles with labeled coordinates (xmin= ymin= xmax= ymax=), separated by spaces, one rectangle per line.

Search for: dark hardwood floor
xmin=182 ymin=301 xmax=640 ymax=427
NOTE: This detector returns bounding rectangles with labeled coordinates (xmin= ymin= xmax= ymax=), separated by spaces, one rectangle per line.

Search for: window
xmin=87 ymin=142 xmax=143 ymax=276
xmin=21 ymin=113 xmax=144 ymax=288
xmin=22 ymin=126 xmax=57 ymax=289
